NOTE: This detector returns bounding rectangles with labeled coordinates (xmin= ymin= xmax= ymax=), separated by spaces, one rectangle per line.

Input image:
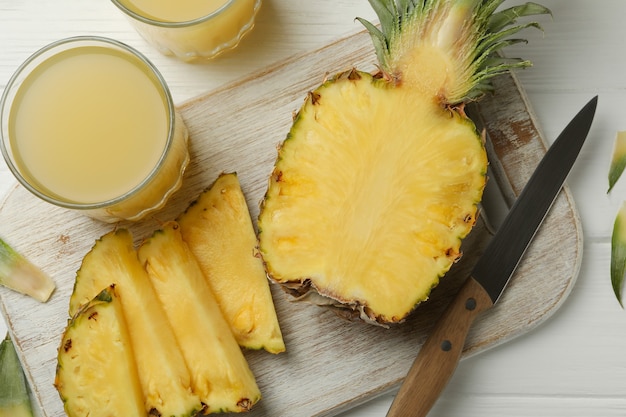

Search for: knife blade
xmin=386 ymin=95 xmax=598 ymax=417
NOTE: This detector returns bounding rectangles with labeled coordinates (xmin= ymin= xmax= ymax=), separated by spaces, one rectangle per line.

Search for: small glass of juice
xmin=0 ymin=36 xmax=190 ymax=223
xmin=111 ymin=0 xmax=262 ymax=62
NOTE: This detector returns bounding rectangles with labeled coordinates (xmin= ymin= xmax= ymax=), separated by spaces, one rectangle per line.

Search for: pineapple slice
xmin=55 ymin=286 xmax=145 ymax=417
xmin=138 ymin=221 xmax=261 ymax=413
xmin=258 ymin=0 xmax=550 ymax=325
xmin=177 ymin=172 xmax=285 ymax=353
xmin=69 ymin=229 xmax=202 ymax=417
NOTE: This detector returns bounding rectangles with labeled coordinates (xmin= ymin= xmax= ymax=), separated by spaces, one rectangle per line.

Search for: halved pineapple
xmin=138 ymin=221 xmax=261 ymax=413
xmin=55 ymin=286 xmax=145 ymax=417
xmin=69 ymin=229 xmax=201 ymax=417
xmin=258 ymin=0 xmax=550 ymax=325
xmin=177 ymin=172 xmax=285 ymax=353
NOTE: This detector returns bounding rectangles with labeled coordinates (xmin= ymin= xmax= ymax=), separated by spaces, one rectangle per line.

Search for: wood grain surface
xmin=0 ymin=28 xmax=581 ymax=417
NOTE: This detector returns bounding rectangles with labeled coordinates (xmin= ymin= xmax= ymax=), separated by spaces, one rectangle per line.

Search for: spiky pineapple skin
xmin=55 ymin=286 xmax=145 ymax=417
xmin=138 ymin=221 xmax=262 ymax=414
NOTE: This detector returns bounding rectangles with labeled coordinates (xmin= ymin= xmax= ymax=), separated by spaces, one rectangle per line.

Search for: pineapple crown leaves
xmin=357 ymin=0 xmax=551 ymax=104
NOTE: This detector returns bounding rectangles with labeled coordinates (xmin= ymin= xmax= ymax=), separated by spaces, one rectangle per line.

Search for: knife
xmin=386 ymin=95 xmax=598 ymax=417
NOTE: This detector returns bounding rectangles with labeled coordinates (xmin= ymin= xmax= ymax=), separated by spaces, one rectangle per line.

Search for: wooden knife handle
xmin=386 ymin=277 xmax=494 ymax=417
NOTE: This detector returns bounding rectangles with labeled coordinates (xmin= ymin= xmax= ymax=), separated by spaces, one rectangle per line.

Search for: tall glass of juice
xmin=111 ymin=0 xmax=262 ymax=62
xmin=0 ymin=36 xmax=190 ymax=223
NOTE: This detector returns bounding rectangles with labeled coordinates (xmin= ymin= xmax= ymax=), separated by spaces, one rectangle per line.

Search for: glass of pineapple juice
xmin=111 ymin=0 xmax=262 ymax=62
xmin=0 ymin=36 xmax=190 ymax=223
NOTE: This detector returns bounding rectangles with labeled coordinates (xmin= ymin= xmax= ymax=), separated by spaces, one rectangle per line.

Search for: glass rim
xmin=0 ymin=35 xmax=176 ymax=211
xmin=110 ymin=0 xmax=238 ymax=28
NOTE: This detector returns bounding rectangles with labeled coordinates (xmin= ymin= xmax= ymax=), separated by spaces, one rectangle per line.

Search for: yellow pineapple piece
xmin=259 ymin=79 xmax=486 ymax=324
xmin=178 ymin=172 xmax=285 ymax=353
xmin=69 ymin=229 xmax=201 ymax=417
xmin=138 ymin=221 xmax=261 ymax=413
xmin=55 ymin=286 xmax=145 ymax=417
xmin=257 ymin=0 xmax=550 ymax=325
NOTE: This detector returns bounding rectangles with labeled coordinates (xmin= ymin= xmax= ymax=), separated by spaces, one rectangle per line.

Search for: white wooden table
xmin=1 ymin=1 xmax=625 ymax=416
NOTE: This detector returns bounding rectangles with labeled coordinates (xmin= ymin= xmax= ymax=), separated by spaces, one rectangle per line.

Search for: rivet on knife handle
xmin=386 ymin=277 xmax=493 ymax=417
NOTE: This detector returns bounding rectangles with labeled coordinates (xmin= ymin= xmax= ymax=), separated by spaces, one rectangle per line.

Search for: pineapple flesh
xmin=178 ymin=172 xmax=285 ymax=353
xmin=68 ymin=229 xmax=202 ymax=417
xmin=258 ymin=0 xmax=550 ymax=324
xmin=138 ymin=221 xmax=261 ymax=413
xmin=55 ymin=286 xmax=145 ymax=417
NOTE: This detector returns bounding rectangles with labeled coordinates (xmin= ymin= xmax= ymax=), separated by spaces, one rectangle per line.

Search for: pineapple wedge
xmin=138 ymin=221 xmax=261 ymax=413
xmin=55 ymin=286 xmax=145 ymax=417
xmin=258 ymin=0 xmax=550 ymax=325
xmin=178 ymin=172 xmax=285 ymax=353
xmin=0 ymin=237 xmax=55 ymax=302
xmin=68 ymin=229 xmax=202 ymax=417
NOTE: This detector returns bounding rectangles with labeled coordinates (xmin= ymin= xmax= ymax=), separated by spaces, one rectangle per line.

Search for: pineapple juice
xmin=0 ymin=37 xmax=189 ymax=223
xmin=111 ymin=0 xmax=261 ymax=61
xmin=119 ymin=0 xmax=228 ymax=22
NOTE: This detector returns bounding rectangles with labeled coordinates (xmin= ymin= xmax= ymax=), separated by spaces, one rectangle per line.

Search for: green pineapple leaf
xmin=611 ymin=202 xmax=626 ymax=308
xmin=489 ymin=2 xmax=552 ymax=33
xmin=356 ymin=0 xmax=551 ymax=103
xmin=365 ymin=0 xmax=395 ymax=33
xmin=608 ymin=131 xmax=626 ymax=193
xmin=0 ymin=334 xmax=34 ymax=417
xmin=355 ymin=16 xmax=389 ymax=66
xmin=0 ymin=237 xmax=55 ymax=302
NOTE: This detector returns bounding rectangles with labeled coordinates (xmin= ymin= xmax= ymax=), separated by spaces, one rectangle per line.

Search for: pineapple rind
xmin=258 ymin=70 xmax=487 ymax=324
xmin=138 ymin=221 xmax=262 ymax=414
xmin=358 ymin=0 xmax=551 ymax=104
xmin=177 ymin=172 xmax=285 ymax=354
xmin=55 ymin=286 xmax=145 ymax=417
xmin=69 ymin=229 xmax=202 ymax=417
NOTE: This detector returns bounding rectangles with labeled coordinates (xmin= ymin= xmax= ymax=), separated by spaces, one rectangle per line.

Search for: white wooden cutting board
xmin=0 ymin=28 xmax=582 ymax=417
